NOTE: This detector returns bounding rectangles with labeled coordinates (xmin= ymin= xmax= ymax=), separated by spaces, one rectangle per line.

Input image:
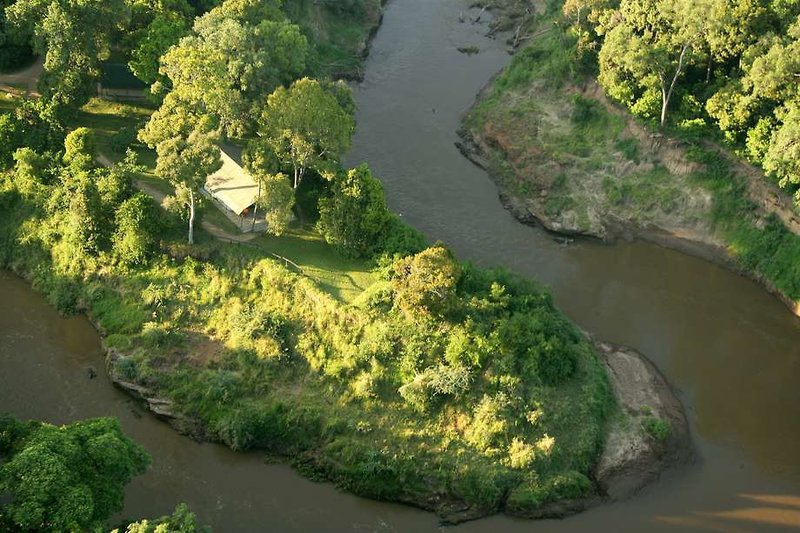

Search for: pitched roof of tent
xmin=204 ymin=147 xmax=259 ymax=216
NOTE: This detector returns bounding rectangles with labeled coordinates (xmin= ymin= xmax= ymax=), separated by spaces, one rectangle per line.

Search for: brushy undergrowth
xmin=285 ymin=0 xmax=384 ymax=79
xmin=686 ymin=147 xmax=800 ymax=300
xmin=0 ymin=152 xmax=613 ymax=516
xmin=466 ymin=3 xmax=800 ymax=305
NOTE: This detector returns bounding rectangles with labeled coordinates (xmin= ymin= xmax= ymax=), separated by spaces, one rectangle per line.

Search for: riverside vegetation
xmin=0 ymin=0 xmax=626 ymax=527
xmin=463 ymin=0 xmax=800 ymax=307
xmin=0 ymin=414 xmax=206 ymax=531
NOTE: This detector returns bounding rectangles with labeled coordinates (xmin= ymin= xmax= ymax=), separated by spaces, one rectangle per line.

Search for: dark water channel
xmin=2 ymin=0 xmax=800 ymax=531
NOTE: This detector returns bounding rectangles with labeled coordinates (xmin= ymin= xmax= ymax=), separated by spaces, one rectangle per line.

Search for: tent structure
xmin=97 ymin=63 xmax=147 ymax=101
xmin=204 ymin=148 xmax=259 ymax=216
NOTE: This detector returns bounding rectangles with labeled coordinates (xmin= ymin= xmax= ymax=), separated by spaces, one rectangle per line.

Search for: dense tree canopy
xmin=6 ymin=0 xmax=131 ymax=108
xmin=0 ymin=0 xmax=34 ymax=71
xmin=391 ymin=244 xmax=462 ymax=317
xmin=156 ymin=0 xmax=308 ymax=135
xmin=129 ymin=11 xmax=189 ymax=86
xmin=138 ymin=92 xmax=222 ymax=244
xmin=256 ymin=77 xmax=355 ymax=190
xmin=565 ymin=0 xmax=800 ymax=201
xmin=0 ymin=416 xmax=149 ymax=531
xmin=317 ymin=163 xmax=391 ymax=258
xmin=597 ymin=0 xmax=724 ymax=126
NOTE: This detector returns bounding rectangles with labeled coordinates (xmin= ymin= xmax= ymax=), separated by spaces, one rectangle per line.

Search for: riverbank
xmin=98 ymin=299 xmax=690 ymax=523
xmin=459 ymin=6 xmax=800 ymax=316
xmin=0 ymin=139 xmax=621 ymax=524
xmin=286 ymin=0 xmax=386 ymax=81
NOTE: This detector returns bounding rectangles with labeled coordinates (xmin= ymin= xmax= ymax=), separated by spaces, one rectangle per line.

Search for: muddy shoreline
xmin=456 ymin=125 xmax=800 ymax=317
xmin=98 ymin=310 xmax=691 ymax=524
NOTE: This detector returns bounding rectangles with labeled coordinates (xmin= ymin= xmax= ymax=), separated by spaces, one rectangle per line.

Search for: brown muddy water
xmin=2 ymin=0 xmax=800 ymax=531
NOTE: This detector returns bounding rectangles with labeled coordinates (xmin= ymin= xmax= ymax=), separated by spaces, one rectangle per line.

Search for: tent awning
xmin=204 ymin=149 xmax=259 ymax=216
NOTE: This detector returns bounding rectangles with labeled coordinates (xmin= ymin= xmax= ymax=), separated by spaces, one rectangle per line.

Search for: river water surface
xmin=2 ymin=0 xmax=800 ymax=531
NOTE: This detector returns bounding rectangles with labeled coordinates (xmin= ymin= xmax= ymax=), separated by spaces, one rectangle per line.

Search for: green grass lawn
xmin=76 ymin=98 xmax=156 ymax=167
xmin=248 ymin=226 xmax=376 ymax=302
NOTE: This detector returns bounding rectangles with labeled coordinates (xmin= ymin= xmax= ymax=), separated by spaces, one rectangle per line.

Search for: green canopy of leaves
xmin=317 ymin=163 xmax=391 ymax=258
xmin=0 ymin=416 xmax=150 ymax=532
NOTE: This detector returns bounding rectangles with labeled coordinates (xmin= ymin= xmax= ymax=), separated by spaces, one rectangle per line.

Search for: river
xmin=2 ymin=0 xmax=800 ymax=531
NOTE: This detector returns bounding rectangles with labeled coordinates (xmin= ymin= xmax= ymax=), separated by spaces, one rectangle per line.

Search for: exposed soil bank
xmin=458 ymin=100 xmax=800 ymax=317
xmin=590 ymin=341 xmax=691 ymax=501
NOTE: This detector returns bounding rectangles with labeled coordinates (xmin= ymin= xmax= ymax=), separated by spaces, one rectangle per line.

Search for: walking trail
xmin=96 ymin=152 xmax=257 ymax=243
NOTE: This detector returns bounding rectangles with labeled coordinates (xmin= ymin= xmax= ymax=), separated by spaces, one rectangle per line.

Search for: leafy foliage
xmin=113 ymin=192 xmax=160 ymax=266
xmin=317 ymin=163 xmax=391 ymax=258
xmin=6 ymin=0 xmax=131 ymax=108
xmin=259 ymin=172 xmax=295 ymax=236
xmin=256 ymin=77 xmax=355 ymax=190
xmin=0 ymin=416 xmax=149 ymax=532
xmin=113 ymin=503 xmax=206 ymax=533
xmin=391 ymin=244 xmax=461 ymax=316
xmin=156 ymin=0 xmax=308 ymax=135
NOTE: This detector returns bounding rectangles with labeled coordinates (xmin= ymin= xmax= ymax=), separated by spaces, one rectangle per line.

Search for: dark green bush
xmin=642 ymin=416 xmax=671 ymax=442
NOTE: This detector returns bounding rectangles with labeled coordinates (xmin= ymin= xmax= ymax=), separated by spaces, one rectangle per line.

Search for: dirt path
xmin=97 ymin=152 xmax=257 ymax=243
xmin=0 ymin=57 xmax=43 ymax=96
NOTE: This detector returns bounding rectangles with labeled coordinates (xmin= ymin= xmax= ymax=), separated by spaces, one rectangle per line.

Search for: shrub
xmin=391 ymin=244 xmax=461 ymax=316
xmin=105 ymin=333 xmax=132 ymax=351
xmin=114 ymin=357 xmax=138 ymax=381
xmin=374 ymin=214 xmax=428 ymax=258
xmin=110 ymin=126 xmax=138 ymax=154
xmin=113 ymin=193 xmax=159 ymax=267
xmin=317 ymin=164 xmax=391 ymax=258
xmin=642 ymin=416 xmax=671 ymax=442
xmin=464 ymin=394 xmax=508 ymax=454
xmin=535 ymin=340 xmax=579 ymax=385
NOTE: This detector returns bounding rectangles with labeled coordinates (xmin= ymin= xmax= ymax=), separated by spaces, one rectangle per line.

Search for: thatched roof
xmin=204 ymin=148 xmax=259 ymax=216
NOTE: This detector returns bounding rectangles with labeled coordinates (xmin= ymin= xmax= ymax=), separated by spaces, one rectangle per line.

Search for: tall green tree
xmin=317 ymin=163 xmax=391 ymax=258
xmin=391 ymin=244 xmax=462 ymax=317
xmin=598 ymin=0 xmax=724 ymax=126
xmin=0 ymin=416 xmax=149 ymax=532
xmin=258 ymin=173 xmax=295 ymax=236
xmin=63 ymin=126 xmax=95 ymax=170
xmin=138 ymin=92 xmax=222 ymax=244
xmin=156 ymin=0 xmax=308 ymax=135
xmin=256 ymin=77 xmax=355 ymax=190
xmin=6 ymin=0 xmax=131 ymax=108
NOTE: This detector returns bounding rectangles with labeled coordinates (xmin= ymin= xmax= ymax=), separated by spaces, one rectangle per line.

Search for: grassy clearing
xmin=75 ymin=98 xmax=156 ymax=166
xmin=248 ymin=227 xmax=376 ymax=302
